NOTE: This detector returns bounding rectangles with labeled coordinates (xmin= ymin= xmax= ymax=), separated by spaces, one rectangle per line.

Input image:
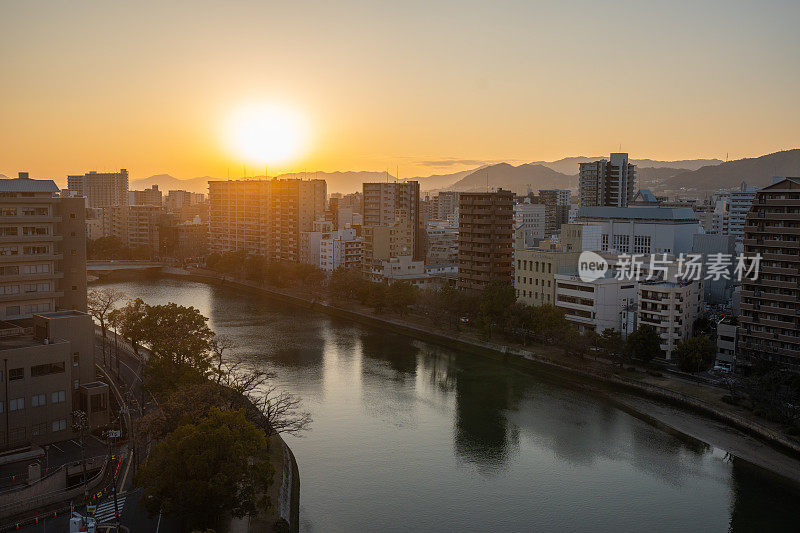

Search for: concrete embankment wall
xmin=151 ymin=268 xmax=800 ymax=460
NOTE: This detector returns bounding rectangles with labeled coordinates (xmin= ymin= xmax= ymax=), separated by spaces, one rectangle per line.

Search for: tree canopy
xmin=136 ymin=408 xmax=273 ymax=531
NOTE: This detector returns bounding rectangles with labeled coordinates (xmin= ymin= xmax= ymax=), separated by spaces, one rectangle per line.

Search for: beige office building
xmin=514 ymin=245 xmax=581 ymax=306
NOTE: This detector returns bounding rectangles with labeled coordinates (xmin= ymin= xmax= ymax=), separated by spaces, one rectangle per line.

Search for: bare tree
xmin=211 ymin=338 xmax=312 ymax=439
xmin=87 ymin=288 xmax=126 ymax=368
xmin=250 ymin=385 xmax=312 ymax=439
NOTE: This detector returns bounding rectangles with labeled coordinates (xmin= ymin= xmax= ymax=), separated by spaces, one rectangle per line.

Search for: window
xmin=9 ymin=427 xmax=25 ymax=443
xmin=5 ymin=306 xmax=20 ymax=317
xmin=9 ymin=368 xmax=24 ymax=381
xmin=31 ymin=394 xmax=46 ymax=407
xmin=51 ymin=390 xmax=66 ymax=404
xmin=9 ymin=398 xmax=24 ymax=411
xmin=601 ymin=234 xmax=609 ymax=251
xmin=90 ymin=394 xmax=107 ymax=413
xmin=52 ymin=419 xmax=67 ymax=432
xmin=32 ymin=423 xmax=47 ymax=436
xmin=73 ymin=353 xmax=79 ymax=367
xmin=70 ymin=213 xmax=76 ymax=219
xmin=0 ymin=401 xmax=3 ymax=413
xmin=31 ymin=362 xmax=65 ymax=377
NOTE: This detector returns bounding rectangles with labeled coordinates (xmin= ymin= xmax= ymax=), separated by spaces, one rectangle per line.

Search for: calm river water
xmin=98 ymin=278 xmax=800 ymax=532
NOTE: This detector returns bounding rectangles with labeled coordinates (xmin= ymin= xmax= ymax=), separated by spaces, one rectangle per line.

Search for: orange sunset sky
xmin=2 ymin=0 xmax=799 ymax=183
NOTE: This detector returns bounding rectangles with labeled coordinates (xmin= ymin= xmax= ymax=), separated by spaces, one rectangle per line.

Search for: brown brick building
xmin=457 ymin=189 xmax=514 ymax=292
xmin=739 ymin=177 xmax=800 ymax=373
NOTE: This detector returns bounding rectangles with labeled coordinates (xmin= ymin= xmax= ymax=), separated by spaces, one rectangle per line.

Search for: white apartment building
xmin=711 ymin=182 xmax=759 ymax=239
xmin=367 ymin=255 xmax=440 ymax=289
xmin=554 ymin=273 xmax=638 ymax=336
xmin=514 ymin=201 xmax=546 ymax=249
xmin=301 ymin=219 xmax=363 ymax=271
xmin=637 ymin=278 xmax=702 ymax=360
xmin=576 ymin=206 xmax=703 ymax=256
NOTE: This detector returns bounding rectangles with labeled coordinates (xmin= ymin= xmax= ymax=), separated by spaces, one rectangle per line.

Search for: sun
xmin=225 ymin=103 xmax=308 ymax=166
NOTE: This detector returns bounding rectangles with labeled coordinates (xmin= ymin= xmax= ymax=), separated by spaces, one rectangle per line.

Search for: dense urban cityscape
xmin=3 ymin=1 xmax=800 ymax=532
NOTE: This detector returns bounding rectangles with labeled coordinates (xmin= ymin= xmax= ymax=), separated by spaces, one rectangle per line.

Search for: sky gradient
xmin=2 ymin=0 xmax=799 ymax=182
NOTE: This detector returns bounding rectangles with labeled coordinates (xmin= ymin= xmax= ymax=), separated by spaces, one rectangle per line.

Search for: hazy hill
xmin=663 ymin=149 xmax=800 ymax=191
xmin=637 ymin=167 xmax=687 ymax=188
xmin=410 ymin=168 xmax=483 ymax=192
xmin=130 ymin=174 xmax=211 ymax=194
xmin=531 ymin=156 xmax=723 ymax=175
xmin=448 ymin=163 xmax=574 ymax=194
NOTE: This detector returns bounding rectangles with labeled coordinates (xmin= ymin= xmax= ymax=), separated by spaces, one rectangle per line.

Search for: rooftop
xmin=0 ymin=177 xmax=59 ymax=193
xmin=578 ymin=206 xmax=698 ymax=221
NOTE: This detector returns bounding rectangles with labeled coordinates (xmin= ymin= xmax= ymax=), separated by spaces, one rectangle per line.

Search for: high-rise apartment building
xmin=67 ymin=169 xmax=129 ymax=208
xmin=579 ymin=153 xmax=636 ymax=208
xmin=738 ymin=177 xmax=800 ymax=373
xmin=457 ymin=189 xmax=514 ymax=292
xmin=208 ymin=179 xmax=326 ymax=262
xmin=101 ymin=204 xmax=164 ymax=256
xmin=0 ymin=174 xmax=87 ymax=319
xmin=362 ymin=182 xmax=422 ymax=262
xmin=513 ymin=201 xmax=546 ymax=249
xmin=539 ymin=189 xmax=571 ymax=235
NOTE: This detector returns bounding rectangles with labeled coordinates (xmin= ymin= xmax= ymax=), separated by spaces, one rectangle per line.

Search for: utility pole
xmin=72 ymin=410 xmax=89 ymax=502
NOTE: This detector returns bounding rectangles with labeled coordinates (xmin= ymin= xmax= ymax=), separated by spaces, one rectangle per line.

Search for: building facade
xmin=513 ymin=201 xmax=546 ymax=249
xmin=0 ymin=311 xmax=108 ymax=450
xmin=208 ymin=179 xmax=326 ymax=262
xmin=457 ymin=189 xmax=514 ymax=292
xmin=576 ymin=206 xmax=702 ymax=256
xmin=130 ymin=185 xmax=163 ymax=206
xmin=0 ymin=175 xmax=87 ymax=319
xmin=555 ymin=273 xmax=637 ymax=336
xmin=539 ymin=189 xmax=571 ymax=235
xmin=637 ymin=278 xmax=702 ymax=360
xmin=738 ymin=177 xmax=800 ymax=373
xmin=362 ymin=182 xmax=421 ymax=261
xmin=67 ymin=169 xmax=129 ymax=208
xmin=514 ymin=246 xmax=581 ymax=305
xmin=578 ymin=153 xmax=636 ymax=208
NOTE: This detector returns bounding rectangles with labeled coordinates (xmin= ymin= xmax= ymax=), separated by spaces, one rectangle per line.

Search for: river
xmin=96 ymin=278 xmax=800 ymax=532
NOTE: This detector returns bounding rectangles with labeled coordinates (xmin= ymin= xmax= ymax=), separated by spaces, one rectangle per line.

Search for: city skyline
xmin=3 ymin=1 xmax=800 ymax=180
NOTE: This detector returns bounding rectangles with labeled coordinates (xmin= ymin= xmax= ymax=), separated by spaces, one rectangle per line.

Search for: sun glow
xmin=225 ymin=103 xmax=308 ymax=166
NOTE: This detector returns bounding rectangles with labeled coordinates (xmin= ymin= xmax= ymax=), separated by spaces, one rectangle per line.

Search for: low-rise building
xmin=514 ymin=245 xmax=581 ymax=306
xmin=0 ymin=311 xmax=109 ymax=449
xmin=637 ymin=278 xmax=703 ymax=360
xmin=367 ymin=256 xmax=440 ymax=289
xmin=554 ymin=272 xmax=637 ymax=336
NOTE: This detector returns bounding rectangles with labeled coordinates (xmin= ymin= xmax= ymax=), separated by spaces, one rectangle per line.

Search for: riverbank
xmin=99 ymin=268 xmax=800 ymax=484
xmin=94 ymin=325 xmax=300 ymax=533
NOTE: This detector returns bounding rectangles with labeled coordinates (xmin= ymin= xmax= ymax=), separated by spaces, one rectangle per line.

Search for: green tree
xmin=675 ymin=335 xmax=716 ymax=373
xmin=114 ymin=298 xmax=148 ymax=358
xmin=142 ymin=303 xmax=214 ymax=366
xmin=598 ymin=328 xmax=625 ymax=364
xmin=532 ymin=304 xmax=571 ymax=344
xmin=478 ymin=280 xmax=516 ymax=337
xmin=136 ymin=408 xmax=272 ymax=531
xmin=388 ymin=281 xmax=418 ymax=316
xmin=626 ymin=324 xmax=662 ymax=362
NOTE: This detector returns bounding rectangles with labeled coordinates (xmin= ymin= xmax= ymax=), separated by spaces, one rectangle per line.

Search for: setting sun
xmin=225 ymin=103 xmax=308 ymax=167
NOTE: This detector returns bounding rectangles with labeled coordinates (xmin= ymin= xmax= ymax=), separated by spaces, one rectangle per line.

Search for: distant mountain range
xmin=661 ymin=149 xmax=800 ymax=191
xmin=530 ymin=157 xmax=722 ymax=175
xmin=35 ymin=150 xmax=797 ymax=197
